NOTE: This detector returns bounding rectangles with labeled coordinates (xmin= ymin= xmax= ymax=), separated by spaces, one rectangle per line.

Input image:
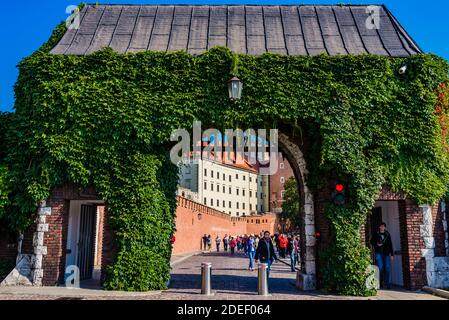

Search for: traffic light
xmin=332 ymin=183 xmax=346 ymax=205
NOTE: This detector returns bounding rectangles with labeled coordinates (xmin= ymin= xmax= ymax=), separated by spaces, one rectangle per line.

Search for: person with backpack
xmin=370 ymin=222 xmax=394 ymax=289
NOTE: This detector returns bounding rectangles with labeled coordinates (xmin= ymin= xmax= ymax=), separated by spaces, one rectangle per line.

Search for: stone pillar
xmin=31 ymin=201 xmax=51 ymax=286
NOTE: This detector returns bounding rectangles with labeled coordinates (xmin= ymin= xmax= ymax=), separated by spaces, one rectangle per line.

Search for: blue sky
xmin=1 ymin=0 xmax=448 ymax=112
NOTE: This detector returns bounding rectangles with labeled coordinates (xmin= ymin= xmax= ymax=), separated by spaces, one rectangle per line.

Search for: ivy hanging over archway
xmin=1 ymin=22 xmax=449 ymax=295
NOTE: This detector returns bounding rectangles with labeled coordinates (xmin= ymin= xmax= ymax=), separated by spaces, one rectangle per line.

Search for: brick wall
xmin=172 ymin=197 xmax=277 ymax=255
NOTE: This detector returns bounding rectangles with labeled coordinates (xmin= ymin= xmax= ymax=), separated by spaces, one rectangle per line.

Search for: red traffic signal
xmin=332 ymin=182 xmax=346 ymax=205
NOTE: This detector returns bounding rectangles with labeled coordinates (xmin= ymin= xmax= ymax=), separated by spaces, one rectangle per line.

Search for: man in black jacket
xmin=255 ymin=231 xmax=278 ymax=277
xmin=370 ymin=222 xmax=394 ymax=289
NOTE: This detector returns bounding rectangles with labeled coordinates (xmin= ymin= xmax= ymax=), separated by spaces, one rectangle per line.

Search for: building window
xmin=261 ymin=205 xmax=264 ymax=212
xmin=223 ymin=173 xmax=225 ymax=180
xmin=243 ymin=189 xmax=245 ymax=196
xmin=223 ymin=185 xmax=225 ymax=193
xmin=204 ymin=169 xmax=207 ymax=176
xmin=204 ymin=197 xmax=206 ymax=205
xmin=217 ymin=199 xmax=219 ymax=207
xmin=211 ymin=170 xmax=214 ymax=178
xmin=229 ymin=186 xmax=232 ymax=194
xmin=280 ymin=177 xmax=285 ymax=184
xmin=210 ymin=198 xmax=213 ymax=206
xmin=229 ymin=175 xmax=231 ymax=182
xmin=256 ymin=219 xmax=260 ymax=224
xmin=211 ymin=183 xmax=214 ymax=191
xmin=223 ymin=200 xmax=225 ymax=207
xmin=229 ymin=201 xmax=232 ymax=208
xmin=229 ymin=211 xmax=231 ymax=214
xmin=249 ymin=177 xmax=252 ymax=182
xmin=250 ymin=190 xmax=252 ymax=197
xmin=236 ymin=188 xmax=239 ymax=196
xmin=236 ymin=173 xmax=238 ymax=179
xmin=250 ymin=204 xmax=252 ymax=210
xmin=243 ymin=203 xmax=245 ymax=209
xmin=243 ymin=175 xmax=246 ymax=181
xmin=204 ymin=182 xmax=207 ymax=190
xmin=237 ymin=202 xmax=239 ymax=209
xmin=280 ymin=163 xmax=284 ymax=169
xmin=260 ymin=192 xmax=263 ymax=199
xmin=236 ymin=212 xmax=239 ymax=216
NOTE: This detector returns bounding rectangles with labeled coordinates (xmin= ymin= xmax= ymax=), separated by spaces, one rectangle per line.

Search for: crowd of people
xmin=201 ymin=231 xmax=300 ymax=273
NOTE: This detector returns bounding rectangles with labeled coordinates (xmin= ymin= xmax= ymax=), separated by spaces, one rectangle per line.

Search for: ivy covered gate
xmin=1 ymin=4 xmax=449 ymax=295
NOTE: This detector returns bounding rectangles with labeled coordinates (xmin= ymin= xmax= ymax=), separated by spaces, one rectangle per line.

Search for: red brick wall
xmin=41 ymin=183 xmax=101 ymax=286
xmin=269 ymin=152 xmax=295 ymax=212
xmin=172 ymin=197 xmax=277 ymax=255
xmin=433 ymin=202 xmax=446 ymax=257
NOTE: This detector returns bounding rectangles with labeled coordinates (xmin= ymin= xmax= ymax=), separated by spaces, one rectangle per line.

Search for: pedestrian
xmin=237 ymin=236 xmax=242 ymax=252
xmin=370 ymin=222 xmax=394 ymax=289
xmin=247 ymin=235 xmax=256 ymax=271
xmin=290 ymin=236 xmax=299 ymax=272
xmin=255 ymin=231 xmax=278 ymax=277
xmin=202 ymin=234 xmax=208 ymax=251
xmin=274 ymin=233 xmax=280 ymax=252
xmin=254 ymin=235 xmax=259 ymax=249
xmin=230 ymin=237 xmax=236 ymax=255
xmin=287 ymin=235 xmax=293 ymax=258
xmin=223 ymin=234 xmax=229 ymax=252
xmin=243 ymin=234 xmax=248 ymax=256
xmin=279 ymin=234 xmax=288 ymax=258
xmin=215 ymin=235 xmax=221 ymax=252
xmin=207 ymin=234 xmax=212 ymax=252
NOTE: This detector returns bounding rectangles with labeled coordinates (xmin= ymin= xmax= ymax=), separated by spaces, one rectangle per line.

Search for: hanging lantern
xmin=227 ymin=76 xmax=243 ymax=101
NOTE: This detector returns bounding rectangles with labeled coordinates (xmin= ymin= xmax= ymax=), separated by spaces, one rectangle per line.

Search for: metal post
xmin=201 ymin=262 xmax=212 ymax=295
xmin=258 ymin=263 xmax=269 ymax=296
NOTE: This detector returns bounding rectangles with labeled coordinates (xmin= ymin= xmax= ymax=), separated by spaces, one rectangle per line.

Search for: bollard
xmin=258 ymin=263 xmax=269 ymax=296
xmin=201 ymin=262 xmax=212 ymax=295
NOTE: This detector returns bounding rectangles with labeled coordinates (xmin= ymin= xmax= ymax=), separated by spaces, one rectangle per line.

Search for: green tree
xmin=281 ymin=176 xmax=301 ymax=229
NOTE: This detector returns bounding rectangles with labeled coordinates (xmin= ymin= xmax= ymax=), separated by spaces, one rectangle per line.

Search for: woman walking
xmin=247 ymin=235 xmax=256 ymax=271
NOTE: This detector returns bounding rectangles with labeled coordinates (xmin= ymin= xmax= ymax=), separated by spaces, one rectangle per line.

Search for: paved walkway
xmin=0 ymin=252 xmax=444 ymax=300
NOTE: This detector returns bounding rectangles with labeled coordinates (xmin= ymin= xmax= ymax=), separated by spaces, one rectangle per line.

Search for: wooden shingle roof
xmin=51 ymin=4 xmax=422 ymax=56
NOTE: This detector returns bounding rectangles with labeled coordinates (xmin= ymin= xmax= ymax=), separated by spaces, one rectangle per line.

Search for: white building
xmin=178 ymin=152 xmax=259 ymax=217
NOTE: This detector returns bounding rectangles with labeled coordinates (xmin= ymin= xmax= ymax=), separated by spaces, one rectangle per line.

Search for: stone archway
xmin=278 ymin=132 xmax=316 ymax=290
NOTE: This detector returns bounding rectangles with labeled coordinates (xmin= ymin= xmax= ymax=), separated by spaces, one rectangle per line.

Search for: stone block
xmin=305 ymin=224 xmax=315 ymax=236
xmin=420 ymin=224 xmax=432 ymax=238
xmin=36 ymin=224 xmax=49 ymax=232
xmin=34 ymin=246 xmax=47 ymax=255
xmin=423 ymin=236 xmax=435 ymax=249
xmin=305 ymin=234 xmax=316 ymax=246
xmin=296 ymin=272 xmax=316 ymax=291
xmin=37 ymin=215 xmax=46 ymax=224
xmin=31 ymin=254 xmax=43 ymax=269
xmin=421 ymin=248 xmax=434 ymax=259
xmin=32 ymin=232 xmax=44 ymax=247
xmin=38 ymin=207 xmax=51 ymax=216
xmin=304 ymin=260 xmax=316 ymax=274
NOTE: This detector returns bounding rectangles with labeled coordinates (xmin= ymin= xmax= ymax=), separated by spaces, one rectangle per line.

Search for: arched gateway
xmin=1 ymin=4 xmax=449 ymax=294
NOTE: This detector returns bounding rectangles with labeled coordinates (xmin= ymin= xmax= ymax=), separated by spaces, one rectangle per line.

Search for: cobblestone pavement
xmin=0 ymin=252 xmax=444 ymax=300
